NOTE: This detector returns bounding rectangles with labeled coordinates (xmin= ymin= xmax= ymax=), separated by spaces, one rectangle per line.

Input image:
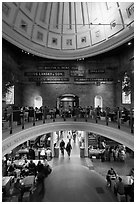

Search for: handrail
xmin=2 ymin=121 xmax=134 ymax=156
xmin=2 ymin=108 xmax=134 ymax=135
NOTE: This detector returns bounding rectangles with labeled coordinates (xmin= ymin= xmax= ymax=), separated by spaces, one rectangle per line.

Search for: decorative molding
xmin=126 ymin=3 xmax=134 ymax=18
xmin=2 ymin=9 xmax=134 ymax=59
xmin=2 ymin=3 xmax=11 ymax=17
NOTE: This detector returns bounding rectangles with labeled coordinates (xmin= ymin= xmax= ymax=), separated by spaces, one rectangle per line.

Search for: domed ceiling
xmin=2 ymin=2 xmax=134 ymax=60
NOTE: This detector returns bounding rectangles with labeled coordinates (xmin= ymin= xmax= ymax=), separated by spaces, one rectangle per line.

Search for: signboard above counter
xmin=24 ymin=72 xmax=65 ymax=76
xmin=74 ymin=78 xmax=113 ymax=82
xmin=37 ymin=66 xmax=78 ymax=70
xmin=88 ymin=69 xmax=105 ymax=74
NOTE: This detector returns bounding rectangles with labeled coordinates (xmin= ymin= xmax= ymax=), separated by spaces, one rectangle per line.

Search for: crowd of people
xmin=88 ymin=135 xmax=127 ymax=162
xmin=106 ymin=167 xmax=134 ymax=201
xmin=2 ymin=104 xmax=133 ymax=125
xmin=3 ymin=156 xmax=52 ymax=201
xmin=2 ymin=143 xmax=52 ymax=201
xmin=100 ymin=144 xmax=127 ymax=162
xmin=60 ymin=139 xmax=72 ymax=159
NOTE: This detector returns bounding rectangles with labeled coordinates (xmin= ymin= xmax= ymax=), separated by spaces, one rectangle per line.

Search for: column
xmin=27 ymin=140 xmax=30 ymax=147
xmin=50 ymin=132 xmax=54 ymax=157
xmin=84 ymin=131 xmax=88 ymax=157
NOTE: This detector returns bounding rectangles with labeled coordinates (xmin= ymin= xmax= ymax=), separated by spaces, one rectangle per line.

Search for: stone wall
xmin=2 ymin=39 xmax=134 ymax=109
xmin=22 ymin=82 xmax=115 ymax=108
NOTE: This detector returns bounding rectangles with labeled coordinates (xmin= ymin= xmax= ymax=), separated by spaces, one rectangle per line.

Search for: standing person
xmin=66 ymin=141 xmax=72 ymax=159
xmin=73 ymin=132 xmax=76 ymax=143
xmin=114 ymin=177 xmax=125 ymax=196
xmin=106 ymin=167 xmax=117 ymax=187
xmin=60 ymin=139 xmax=65 ymax=156
xmin=67 ymin=131 xmax=72 ymax=142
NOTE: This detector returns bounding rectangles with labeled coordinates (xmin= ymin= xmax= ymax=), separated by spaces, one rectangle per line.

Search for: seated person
xmin=106 ymin=167 xmax=117 ymax=187
xmin=43 ymin=164 xmax=52 ymax=178
xmin=28 ymin=160 xmax=36 ymax=175
xmin=129 ymin=181 xmax=134 ymax=202
xmin=7 ymin=158 xmax=12 ymax=166
xmin=46 ymin=148 xmax=52 ymax=159
xmin=20 ymin=166 xmax=29 ymax=177
xmin=114 ymin=177 xmax=125 ymax=195
xmin=23 ymin=158 xmax=29 ymax=168
xmin=43 ymin=158 xmax=49 ymax=167
xmin=7 ymin=163 xmax=16 ymax=176
xmin=128 ymin=167 xmax=134 ymax=178
xmin=36 ymin=160 xmax=44 ymax=173
xmin=13 ymin=178 xmax=25 ymax=201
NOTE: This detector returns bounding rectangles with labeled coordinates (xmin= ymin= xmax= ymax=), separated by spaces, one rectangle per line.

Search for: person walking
xmin=73 ymin=132 xmax=76 ymax=143
xmin=67 ymin=131 xmax=72 ymax=142
xmin=66 ymin=140 xmax=72 ymax=159
xmin=60 ymin=139 xmax=65 ymax=156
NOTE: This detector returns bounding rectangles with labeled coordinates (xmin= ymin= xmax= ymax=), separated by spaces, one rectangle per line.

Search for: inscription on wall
xmin=89 ymin=69 xmax=105 ymax=74
xmin=24 ymin=65 xmax=117 ymax=84
xmin=24 ymin=72 xmax=65 ymax=76
xmin=74 ymin=78 xmax=113 ymax=82
xmin=28 ymin=77 xmax=69 ymax=82
xmin=37 ymin=66 xmax=78 ymax=70
xmin=70 ymin=70 xmax=85 ymax=77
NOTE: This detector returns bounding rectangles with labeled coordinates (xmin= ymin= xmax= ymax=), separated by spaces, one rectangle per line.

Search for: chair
xmin=22 ymin=191 xmax=30 ymax=202
xmin=10 ymin=195 xmax=19 ymax=202
xmin=117 ymin=193 xmax=126 ymax=202
xmin=110 ymin=180 xmax=115 ymax=192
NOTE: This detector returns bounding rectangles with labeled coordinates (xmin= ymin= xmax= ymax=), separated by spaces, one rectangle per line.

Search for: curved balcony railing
xmin=2 ymin=108 xmax=134 ymax=138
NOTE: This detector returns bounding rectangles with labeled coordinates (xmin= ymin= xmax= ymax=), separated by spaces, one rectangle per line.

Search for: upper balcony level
xmin=2 ymin=111 xmax=134 ymax=156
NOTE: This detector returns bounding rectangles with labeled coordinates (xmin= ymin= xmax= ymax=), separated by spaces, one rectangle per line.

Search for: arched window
xmin=34 ymin=96 xmax=43 ymax=108
xmin=94 ymin=95 xmax=103 ymax=109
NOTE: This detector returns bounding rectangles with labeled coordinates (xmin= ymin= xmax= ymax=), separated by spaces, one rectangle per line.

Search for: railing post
xmin=95 ymin=110 xmax=98 ymax=123
xmin=53 ymin=110 xmax=55 ymax=122
xmin=117 ymin=110 xmax=120 ymax=129
xmin=63 ymin=111 xmax=66 ymax=121
xmin=106 ymin=109 xmax=108 ymax=126
xmin=22 ymin=109 xmax=25 ymax=129
xmin=43 ymin=107 xmax=45 ymax=124
xmin=9 ymin=112 xmax=13 ymax=134
xmin=130 ymin=109 xmax=134 ymax=133
xmin=33 ymin=109 xmax=35 ymax=126
xmin=85 ymin=111 xmax=87 ymax=122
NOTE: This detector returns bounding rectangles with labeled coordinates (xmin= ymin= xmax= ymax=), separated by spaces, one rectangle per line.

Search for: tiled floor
xmin=30 ymin=136 xmax=134 ymax=202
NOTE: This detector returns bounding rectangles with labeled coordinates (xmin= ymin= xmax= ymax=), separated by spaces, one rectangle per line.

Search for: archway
xmin=2 ymin=122 xmax=134 ymax=156
xmin=57 ymin=94 xmax=79 ymax=110
xmin=34 ymin=96 xmax=43 ymax=108
xmin=94 ymin=95 xmax=103 ymax=109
